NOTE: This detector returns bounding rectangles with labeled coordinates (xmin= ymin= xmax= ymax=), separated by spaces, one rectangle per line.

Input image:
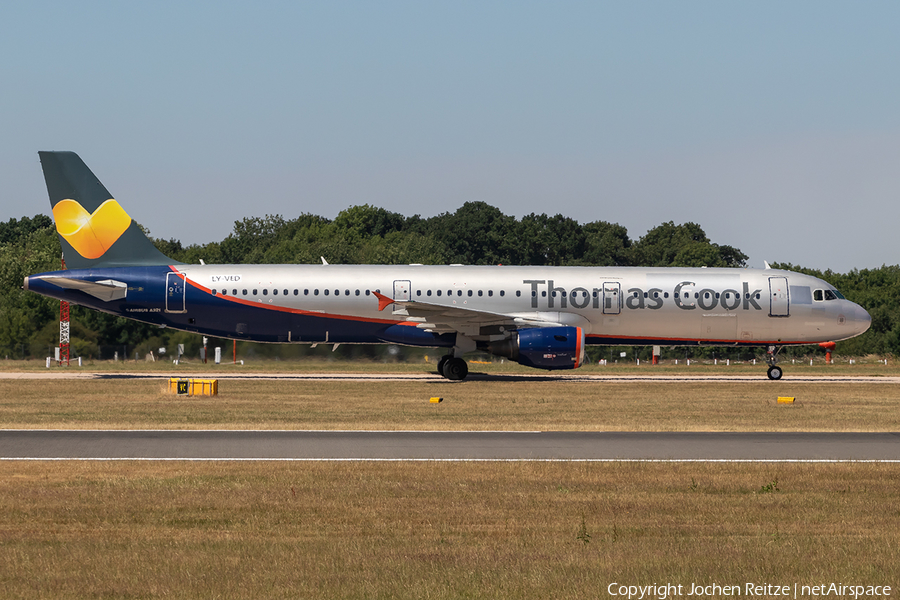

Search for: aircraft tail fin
xmin=38 ymin=151 xmax=178 ymax=269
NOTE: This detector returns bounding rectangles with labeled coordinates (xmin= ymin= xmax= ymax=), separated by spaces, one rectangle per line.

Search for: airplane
xmin=24 ymin=151 xmax=871 ymax=380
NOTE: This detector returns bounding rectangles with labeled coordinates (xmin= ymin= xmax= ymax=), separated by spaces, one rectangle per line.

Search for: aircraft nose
xmin=848 ymin=302 xmax=872 ymax=336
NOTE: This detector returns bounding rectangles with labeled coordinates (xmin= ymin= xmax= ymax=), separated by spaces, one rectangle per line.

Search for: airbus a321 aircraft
xmin=24 ymin=152 xmax=871 ymax=380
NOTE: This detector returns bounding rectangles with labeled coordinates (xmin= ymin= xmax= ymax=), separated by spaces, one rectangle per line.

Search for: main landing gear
xmin=766 ymin=345 xmax=783 ymax=380
xmin=437 ymin=354 xmax=468 ymax=381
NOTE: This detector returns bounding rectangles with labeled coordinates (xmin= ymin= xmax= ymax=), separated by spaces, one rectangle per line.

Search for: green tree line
xmin=0 ymin=203 xmax=893 ymax=360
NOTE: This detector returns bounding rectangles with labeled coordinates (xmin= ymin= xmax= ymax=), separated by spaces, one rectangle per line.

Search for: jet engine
xmin=486 ymin=326 xmax=585 ymax=370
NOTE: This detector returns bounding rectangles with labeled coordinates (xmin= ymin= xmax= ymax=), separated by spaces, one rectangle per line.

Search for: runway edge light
xmin=777 ymin=396 xmax=795 ymax=404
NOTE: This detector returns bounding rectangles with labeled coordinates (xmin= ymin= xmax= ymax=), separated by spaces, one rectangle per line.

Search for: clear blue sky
xmin=2 ymin=1 xmax=898 ymax=272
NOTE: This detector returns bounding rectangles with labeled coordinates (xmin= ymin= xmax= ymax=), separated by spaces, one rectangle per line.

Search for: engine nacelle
xmin=486 ymin=326 xmax=585 ymax=370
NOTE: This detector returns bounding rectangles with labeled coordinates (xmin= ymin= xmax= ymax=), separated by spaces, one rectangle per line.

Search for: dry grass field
xmin=1 ymin=360 xmax=898 ymax=598
xmin=0 ymin=461 xmax=897 ymax=599
xmin=0 ymin=375 xmax=898 ymax=431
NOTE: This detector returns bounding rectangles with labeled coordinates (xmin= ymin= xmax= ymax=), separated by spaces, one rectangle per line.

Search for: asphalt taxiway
xmin=2 ymin=430 xmax=899 ymax=461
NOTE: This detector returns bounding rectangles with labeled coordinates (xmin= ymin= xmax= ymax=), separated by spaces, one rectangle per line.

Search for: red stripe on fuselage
xmin=170 ymin=266 xmax=413 ymax=327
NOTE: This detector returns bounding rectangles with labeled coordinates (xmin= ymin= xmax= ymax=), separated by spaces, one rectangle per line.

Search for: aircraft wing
xmin=373 ymin=291 xmax=562 ymax=336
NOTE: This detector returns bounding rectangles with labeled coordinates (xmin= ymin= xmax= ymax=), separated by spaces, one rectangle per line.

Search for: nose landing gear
xmin=766 ymin=345 xmax=783 ymax=380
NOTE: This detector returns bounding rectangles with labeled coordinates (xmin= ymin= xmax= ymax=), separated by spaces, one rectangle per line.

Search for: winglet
xmin=373 ymin=291 xmax=395 ymax=311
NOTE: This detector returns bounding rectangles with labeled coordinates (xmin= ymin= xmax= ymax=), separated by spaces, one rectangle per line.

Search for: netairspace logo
xmin=606 ymin=582 xmax=892 ymax=599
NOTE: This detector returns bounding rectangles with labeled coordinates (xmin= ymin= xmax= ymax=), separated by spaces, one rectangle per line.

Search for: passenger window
xmin=324 ymin=289 xmax=329 ymax=296
xmin=272 ymin=289 xmax=277 ymax=295
xmin=478 ymin=290 xmax=483 ymax=296
xmin=457 ymin=290 xmax=462 ymax=296
xmin=212 ymin=289 xmax=217 ymax=295
xmin=284 ymin=289 xmax=288 ymax=295
xmin=499 ymin=290 xmax=505 ymax=297
xmin=242 ymin=289 xmax=248 ymax=296
xmin=365 ymin=290 xmax=370 ymax=296
xmin=314 ymin=289 xmax=319 ymax=296
xmin=437 ymin=290 xmax=442 ymax=296
xmin=468 ymin=290 xmax=473 ymax=297
xmin=356 ymin=290 xmax=361 ymax=296
xmin=345 ymin=290 xmax=350 ymax=296
xmin=488 ymin=290 xmax=493 ymax=297
xmin=252 ymin=289 xmax=258 ymax=295
xmin=427 ymin=290 xmax=432 ymax=297
xmin=232 ymin=289 xmax=237 ymax=295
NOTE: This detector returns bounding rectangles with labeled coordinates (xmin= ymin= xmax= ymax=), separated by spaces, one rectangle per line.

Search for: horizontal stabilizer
xmin=39 ymin=276 xmax=128 ymax=302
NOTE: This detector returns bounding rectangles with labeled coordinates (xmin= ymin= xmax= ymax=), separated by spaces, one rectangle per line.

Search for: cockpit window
xmin=814 ymin=289 xmax=845 ymax=301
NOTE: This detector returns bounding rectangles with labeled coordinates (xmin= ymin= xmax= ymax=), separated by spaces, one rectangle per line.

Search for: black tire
xmin=443 ymin=357 xmax=468 ymax=381
xmin=767 ymin=365 xmax=783 ymax=380
xmin=437 ymin=354 xmax=452 ymax=377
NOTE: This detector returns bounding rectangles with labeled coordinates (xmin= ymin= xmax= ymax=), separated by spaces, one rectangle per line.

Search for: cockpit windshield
xmin=815 ymin=288 xmax=845 ymax=301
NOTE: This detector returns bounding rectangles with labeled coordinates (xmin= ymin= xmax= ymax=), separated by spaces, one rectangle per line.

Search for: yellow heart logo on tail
xmin=52 ymin=199 xmax=132 ymax=259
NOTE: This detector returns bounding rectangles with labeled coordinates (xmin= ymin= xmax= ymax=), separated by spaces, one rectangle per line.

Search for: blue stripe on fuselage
xmin=27 ymin=266 xmax=455 ymax=346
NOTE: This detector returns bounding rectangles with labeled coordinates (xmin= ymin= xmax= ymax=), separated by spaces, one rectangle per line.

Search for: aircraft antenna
xmin=59 ymin=255 xmax=70 ymax=367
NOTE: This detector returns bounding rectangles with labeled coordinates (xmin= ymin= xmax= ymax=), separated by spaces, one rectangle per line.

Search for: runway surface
xmin=3 ymin=371 xmax=900 ymax=383
xmin=2 ymin=430 xmax=899 ymax=461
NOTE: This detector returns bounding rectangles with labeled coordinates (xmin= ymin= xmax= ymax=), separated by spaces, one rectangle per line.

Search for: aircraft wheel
xmin=437 ymin=354 xmax=452 ymax=377
xmin=442 ymin=357 xmax=468 ymax=381
xmin=767 ymin=365 xmax=783 ymax=380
